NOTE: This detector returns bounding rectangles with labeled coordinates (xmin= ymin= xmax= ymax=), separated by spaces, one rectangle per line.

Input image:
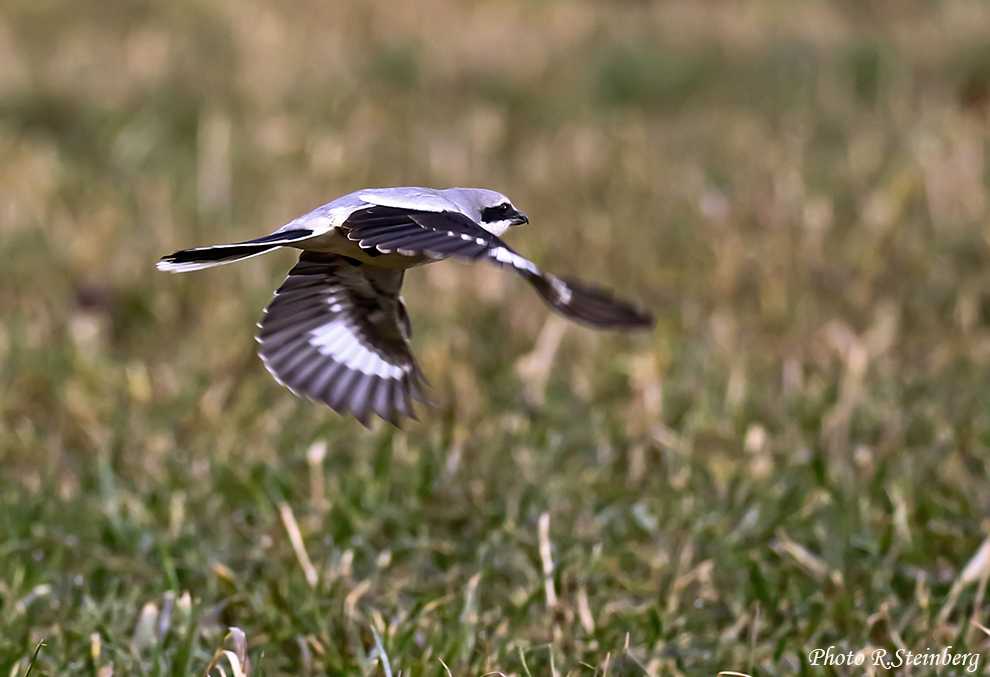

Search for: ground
xmin=2 ymin=1 xmax=990 ymax=675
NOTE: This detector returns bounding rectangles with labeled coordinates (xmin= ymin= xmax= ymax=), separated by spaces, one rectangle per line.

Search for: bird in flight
xmin=158 ymin=187 xmax=652 ymax=425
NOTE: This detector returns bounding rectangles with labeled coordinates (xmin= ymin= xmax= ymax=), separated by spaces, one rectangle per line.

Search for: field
xmin=2 ymin=0 xmax=990 ymax=675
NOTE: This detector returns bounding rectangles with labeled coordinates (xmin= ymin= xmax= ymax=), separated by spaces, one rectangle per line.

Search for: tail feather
xmin=157 ymin=228 xmax=313 ymax=273
xmin=157 ymin=243 xmax=279 ymax=272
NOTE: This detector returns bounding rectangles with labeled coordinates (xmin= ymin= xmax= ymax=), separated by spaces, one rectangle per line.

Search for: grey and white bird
xmin=158 ymin=187 xmax=652 ymax=425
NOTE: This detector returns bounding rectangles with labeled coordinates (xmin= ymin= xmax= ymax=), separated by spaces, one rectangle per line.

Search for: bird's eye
xmin=481 ymin=203 xmax=514 ymax=223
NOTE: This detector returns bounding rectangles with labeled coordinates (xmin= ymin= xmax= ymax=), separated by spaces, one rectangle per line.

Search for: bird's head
xmin=445 ymin=188 xmax=529 ymax=236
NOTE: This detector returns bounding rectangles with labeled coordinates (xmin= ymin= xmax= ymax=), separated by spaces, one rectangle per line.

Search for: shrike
xmin=159 ymin=187 xmax=652 ymax=425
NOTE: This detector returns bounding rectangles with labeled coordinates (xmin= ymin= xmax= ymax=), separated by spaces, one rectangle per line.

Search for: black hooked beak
xmin=509 ymin=209 xmax=529 ymax=226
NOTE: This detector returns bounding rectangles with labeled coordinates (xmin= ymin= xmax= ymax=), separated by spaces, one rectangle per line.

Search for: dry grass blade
xmin=959 ymin=537 xmax=990 ymax=585
xmin=967 ymin=553 xmax=990 ymax=645
xmin=220 ymin=651 xmax=247 ymax=677
xmin=539 ymin=512 xmax=557 ymax=610
xmin=937 ymin=537 xmax=990 ymax=627
xmin=306 ymin=440 xmax=328 ymax=513
xmin=576 ymin=585 xmax=595 ymax=634
xmin=515 ymin=314 xmax=568 ymax=406
xmin=278 ymin=500 xmax=319 ymax=588
xmin=370 ymin=624 xmax=393 ymax=677
xmin=227 ymin=627 xmax=250 ymax=676
xmin=131 ymin=602 xmax=159 ymax=652
xmin=771 ymin=529 xmax=830 ymax=583
xmin=203 ymin=627 xmax=251 ymax=677
xmin=23 ymin=641 xmax=45 ymax=677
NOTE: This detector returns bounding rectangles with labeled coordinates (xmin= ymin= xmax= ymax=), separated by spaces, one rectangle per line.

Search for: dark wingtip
xmin=533 ymin=274 xmax=655 ymax=330
xmin=610 ymin=296 xmax=656 ymax=330
xmin=616 ymin=306 xmax=656 ymax=330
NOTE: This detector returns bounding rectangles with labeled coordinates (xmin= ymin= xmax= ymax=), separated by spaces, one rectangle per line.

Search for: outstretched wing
xmin=343 ymin=206 xmax=654 ymax=329
xmin=344 ymin=206 xmax=495 ymax=259
xmin=256 ymin=252 xmax=426 ymax=426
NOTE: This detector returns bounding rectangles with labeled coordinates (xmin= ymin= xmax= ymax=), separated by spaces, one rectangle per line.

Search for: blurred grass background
xmin=3 ymin=0 xmax=990 ymax=674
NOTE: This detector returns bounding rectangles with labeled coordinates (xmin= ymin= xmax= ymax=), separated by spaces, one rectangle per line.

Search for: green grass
xmin=2 ymin=1 xmax=990 ymax=675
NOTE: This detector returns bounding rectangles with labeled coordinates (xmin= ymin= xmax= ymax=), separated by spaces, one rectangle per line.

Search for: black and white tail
xmin=157 ymin=229 xmax=313 ymax=272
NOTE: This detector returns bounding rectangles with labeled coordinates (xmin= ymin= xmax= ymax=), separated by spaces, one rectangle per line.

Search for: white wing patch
xmin=550 ymin=276 xmax=573 ymax=305
xmin=491 ymin=246 xmax=539 ymax=274
xmin=307 ymin=317 xmax=407 ymax=380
